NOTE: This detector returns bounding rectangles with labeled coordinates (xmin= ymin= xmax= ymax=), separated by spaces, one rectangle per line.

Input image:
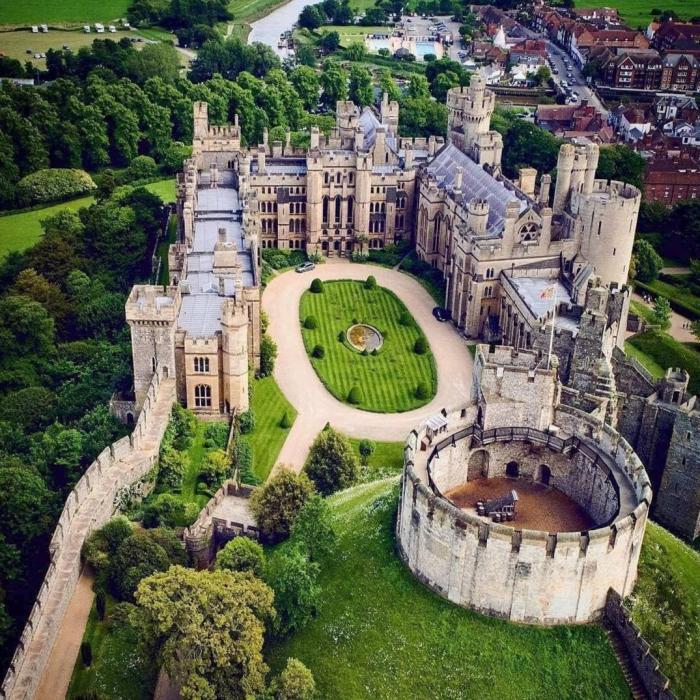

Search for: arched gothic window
xmin=347 ymin=196 xmax=354 ymax=224
xmin=518 ymin=222 xmax=538 ymax=242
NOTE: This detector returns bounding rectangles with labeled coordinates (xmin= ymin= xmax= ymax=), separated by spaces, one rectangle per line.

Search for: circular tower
xmin=447 ymin=75 xmax=496 ymax=156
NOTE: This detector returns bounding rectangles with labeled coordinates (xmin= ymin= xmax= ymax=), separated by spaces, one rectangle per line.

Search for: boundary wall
xmin=397 ymin=404 xmax=652 ymax=625
xmin=1 ymin=368 xmax=175 ymax=700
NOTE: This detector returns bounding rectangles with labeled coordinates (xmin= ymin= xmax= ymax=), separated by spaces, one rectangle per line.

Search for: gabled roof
xmin=427 ymin=143 xmax=526 ymax=236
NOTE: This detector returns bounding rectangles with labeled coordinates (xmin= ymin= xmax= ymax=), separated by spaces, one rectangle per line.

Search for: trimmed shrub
xmin=361 ymin=349 xmax=369 ymax=356
xmin=95 ymin=591 xmax=106 ymax=621
xmin=80 ymin=642 xmax=92 ymax=667
xmin=415 ymin=381 xmax=429 ymax=400
xmin=371 ymin=348 xmax=378 ymax=356
xmin=337 ymin=330 xmax=345 ymax=342
xmin=312 ymin=344 xmax=325 ymax=359
xmin=358 ymin=439 xmax=375 ymax=459
xmin=310 ymin=278 xmax=324 ymax=293
xmin=347 ymin=386 xmax=363 ymax=404
xmin=16 ymin=168 xmax=96 ymax=207
xmin=204 ymin=422 xmax=228 ymax=450
xmin=239 ymin=409 xmax=255 ymax=434
xmin=125 ymin=155 xmax=158 ymax=182
xmin=364 ymin=275 xmax=377 ymax=290
xmin=280 ymin=411 xmax=292 ymax=429
xmin=304 ymin=315 xmax=318 ymax=330
xmin=414 ymin=336 xmax=428 ymax=355
xmin=216 ymin=537 xmax=265 ymax=576
xmin=399 ymin=311 xmax=412 ymax=326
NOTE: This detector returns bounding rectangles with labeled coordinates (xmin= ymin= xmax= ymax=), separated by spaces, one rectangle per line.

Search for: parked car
xmin=432 ymin=307 xmax=451 ymax=322
xmin=295 ymin=261 xmax=315 ymax=273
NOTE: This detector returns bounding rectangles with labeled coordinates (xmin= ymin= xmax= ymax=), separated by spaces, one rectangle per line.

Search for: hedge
xmin=16 ymin=168 xmax=96 ymax=207
xmin=634 ymin=280 xmax=700 ymax=321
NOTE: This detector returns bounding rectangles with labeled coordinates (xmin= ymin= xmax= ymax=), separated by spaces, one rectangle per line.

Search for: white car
xmin=295 ymin=262 xmax=315 ymax=273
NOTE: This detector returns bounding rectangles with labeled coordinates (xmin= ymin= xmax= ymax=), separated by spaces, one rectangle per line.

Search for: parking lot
xmin=402 ymin=14 xmax=463 ymax=61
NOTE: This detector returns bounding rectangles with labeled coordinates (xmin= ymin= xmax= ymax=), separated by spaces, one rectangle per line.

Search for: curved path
xmin=263 ymin=260 xmax=473 ymax=471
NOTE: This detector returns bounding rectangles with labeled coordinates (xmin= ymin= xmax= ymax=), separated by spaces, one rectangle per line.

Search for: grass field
xmin=624 ymin=340 xmax=666 ymax=379
xmin=575 ymin=0 xmax=695 ymax=29
xmin=0 ymin=1 xmax=130 ymax=26
xmin=629 ymin=522 xmax=700 ymax=699
xmin=0 ymin=178 xmax=175 ymax=259
xmin=247 ymin=376 xmax=296 ymax=481
xmin=0 ymin=28 xmax=129 ymax=63
xmin=626 ymin=330 xmax=700 ymax=393
xmin=348 ymin=437 xmax=404 ymax=481
xmin=67 ymin=594 xmax=155 ymax=700
xmin=299 ymin=280 xmax=437 ymax=412
xmin=637 ymin=278 xmax=700 ymax=319
xmin=318 ymin=24 xmax=391 ymax=47
xmin=265 ymin=478 xmax=630 ymax=699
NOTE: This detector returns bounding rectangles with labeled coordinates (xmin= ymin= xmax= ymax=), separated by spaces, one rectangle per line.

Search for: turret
xmin=380 ymin=92 xmax=399 ymax=133
xmin=193 ymin=101 xmax=209 ymax=141
xmin=467 ymin=198 xmax=490 ymax=236
xmin=552 ymin=144 xmax=575 ymax=214
xmin=583 ymin=142 xmax=599 ymax=195
xmin=221 ymin=299 xmax=249 ymax=413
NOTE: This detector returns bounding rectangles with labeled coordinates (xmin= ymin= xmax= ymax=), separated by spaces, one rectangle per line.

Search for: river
xmin=247 ymin=0 xmax=323 ymax=57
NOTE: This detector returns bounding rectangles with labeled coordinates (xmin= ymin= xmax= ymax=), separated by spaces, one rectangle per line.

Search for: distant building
xmin=644 ymin=151 xmax=700 ymax=204
xmin=601 ymin=50 xmax=663 ymax=90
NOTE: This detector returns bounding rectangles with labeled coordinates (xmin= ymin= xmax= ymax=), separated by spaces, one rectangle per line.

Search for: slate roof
xmin=427 ymin=143 xmax=527 ymax=236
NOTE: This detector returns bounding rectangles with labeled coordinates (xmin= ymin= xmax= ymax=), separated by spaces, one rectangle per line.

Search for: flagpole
xmin=547 ymin=287 xmax=557 ymax=371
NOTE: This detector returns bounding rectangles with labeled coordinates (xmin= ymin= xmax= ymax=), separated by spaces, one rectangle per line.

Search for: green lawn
xmin=265 ymin=478 xmax=630 ymax=699
xmin=628 ymin=522 xmax=700 ymax=699
xmin=348 ymin=437 xmax=404 ymax=482
xmin=624 ymin=340 xmax=666 ymax=379
xmin=0 ymin=178 xmax=175 ymax=259
xmin=247 ymin=376 xmax=296 ymax=482
xmin=318 ymin=24 xmax=391 ymax=47
xmin=0 ymin=0 xmax=129 ymax=25
xmin=179 ymin=421 xmax=214 ymax=507
xmin=299 ymin=280 xmax=437 ymax=412
xmin=626 ymin=330 xmax=700 ymax=393
xmin=630 ymin=299 xmax=656 ymax=326
xmin=637 ymin=278 xmax=700 ymax=319
xmin=67 ymin=594 xmax=156 ymax=700
xmin=575 ymin=0 xmax=694 ymax=29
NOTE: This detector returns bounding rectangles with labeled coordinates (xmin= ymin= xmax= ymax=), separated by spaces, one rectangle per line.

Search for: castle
xmin=124 ymin=74 xmax=699 ymax=541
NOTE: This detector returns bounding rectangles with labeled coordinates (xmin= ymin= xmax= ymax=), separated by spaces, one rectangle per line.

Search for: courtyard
xmin=299 ymin=279 xmax=437 ymax=413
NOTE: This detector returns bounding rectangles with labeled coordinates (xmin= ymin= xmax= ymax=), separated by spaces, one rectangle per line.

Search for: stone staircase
xmin=3 ymin=377 xmax=176 ymax=700
xmin=605 ymin=623 xmax=648 ymax=700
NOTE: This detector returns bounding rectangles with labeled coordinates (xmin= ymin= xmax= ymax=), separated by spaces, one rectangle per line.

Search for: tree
xmin=299 ymin=5 xmax=324 ymax=29
xmin=349 ymin=66 xmax=373 ymax=107
xmin=158 ymin=448 xmax=188 ymax=489
xmin=109 ymin=532 xmax=171 ymax=600
xmin=290 ymin=66 xmax=320 ymax=111
xmin=414 ymin=336 xmax=428 ymax=354
xmin=304 ymin=427 xmax=359 ymax=495
xmin=249 ymin=469 xmax=315 ymax=541
xmin=597 ymin=144 xmax=646 ymax=190
xmin=358 ymin=439 xmax=375 ymax=460
xmin=415 ymin=381 xmax=429 ymax=399
xmin=0 ymin=467 xmax=53 ymax=543
xmin=310 ymin=278 xmax=324 ymax=293
xmin=347 ymin=386 xmax=362 ymax=404
xmin=259 ymin=334 xmax=278 ymax=377
xmin=133 ymin=566 xmax=274 ymax=700
xmin=633 ymin=240 xmax=663 ymax=284
xmin=319 ymin=32 xmax=340 ymax=54
xmin=265 ymin=547 xmax=320 ymax=636
xmin=292 ymin=494 xmax=336 ymax=561
xmin=270 ymin=658 xmax=315 ymax=700
xmin=535 ymin=65 xmax=551 ymax=85
xmin=320 ymin=61 xmax=348 ymax=109
xmin=651 ymin=297 xmax=672 ymax=331
xmin=199 ymin=448 xmax=230 ymax=487
xmin=216 ymin=537 xmax=265 ymax=576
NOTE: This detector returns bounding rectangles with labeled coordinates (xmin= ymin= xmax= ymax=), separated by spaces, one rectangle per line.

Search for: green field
xmin=627 ymin=330 xmax=700 ymax=393
xmin=247 ymin=376 xmax=296 ymax=482
xmin=265 ymin=478 xmax=630 ymax=699
xmin=318 ymin=24 xmax=391 ymax=47
xmin=624 ymin=340 xmax=666 ymax=379
xmin=0 ymin=1 xmax=130 ymax=26
xmin=629 ymin=522 xmax=700 ymax=699
xmin=0 ymin=178 xmax=176 ymax=259
xmin=67 ymin=594 xmax=155 ymax=700
xmin=637 ymin=278 xmax=700 ymax=319
xmin=575 ymin=0 xmax=695 ymax=30
xmin=299 ymin=280 xmax=437 ymax=412
xmin=348 ymin=437 xmax=404 ymax=481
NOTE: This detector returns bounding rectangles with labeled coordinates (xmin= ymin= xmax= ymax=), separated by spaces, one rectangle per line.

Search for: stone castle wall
xmin=0 ymin=368 xmax=175 ymax=700
xmin=397 ymin=405 xmax=651 ymax=625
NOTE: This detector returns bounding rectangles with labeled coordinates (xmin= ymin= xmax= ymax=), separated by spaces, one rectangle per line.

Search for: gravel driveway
xmin=263 ymin=260 xmax=473 ymax=472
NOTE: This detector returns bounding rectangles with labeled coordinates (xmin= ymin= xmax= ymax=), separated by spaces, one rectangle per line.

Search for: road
xmin=263 ymin=260 xmax=474 ymax=472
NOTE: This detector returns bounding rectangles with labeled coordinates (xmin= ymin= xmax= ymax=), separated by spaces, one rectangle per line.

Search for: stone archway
xmin=467 ymin=449 xmax=489 ymax=481
xmin=537 ymin=464 xmax=551 ymax=486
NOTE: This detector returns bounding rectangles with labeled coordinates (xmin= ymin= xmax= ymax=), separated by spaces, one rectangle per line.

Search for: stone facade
xmin=397 ymin=345 xmax=651 ymax=624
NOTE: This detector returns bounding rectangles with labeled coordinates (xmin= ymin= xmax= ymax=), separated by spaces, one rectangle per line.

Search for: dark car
xmin=432 ymin=307 xmax=451 ymax=322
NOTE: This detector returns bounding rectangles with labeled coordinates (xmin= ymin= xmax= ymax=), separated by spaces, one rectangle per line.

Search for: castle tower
xmin=380 ymin=92 xmax=399 ymax=133
xmin=336 ymin=100 xmax=360 ymax=146
xmin=354 ymin=152 xmax=372 ymax=246
xmin=305 ymin=145 xmax=323 ymax=254
xmin=552 ymin=144 xmax=575 ymax=214
xmin=446 ymin=76 xmax=502 ymax=167
xmin=467 ymin=198 xmax=490 ymax=236
xmin=583 ymin=142 xmax=599 ymax=194
xmin=659 ymin=368 xmax=690 ymax=405
xmin=125 ymin=285 xmax=181 ymax=410
xmin=193 ymin=101 xmax=209 ymax=141
xmin=221 ymin=299 xmax=249 ymax=414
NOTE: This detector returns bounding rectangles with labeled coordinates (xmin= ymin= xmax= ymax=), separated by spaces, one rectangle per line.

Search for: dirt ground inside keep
xmin=445 ymin=477 xmax=595 ymax=532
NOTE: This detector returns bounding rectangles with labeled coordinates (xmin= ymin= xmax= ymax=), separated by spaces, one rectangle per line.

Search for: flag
xmin=538 ymin=284 xmax=556 ymax=301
